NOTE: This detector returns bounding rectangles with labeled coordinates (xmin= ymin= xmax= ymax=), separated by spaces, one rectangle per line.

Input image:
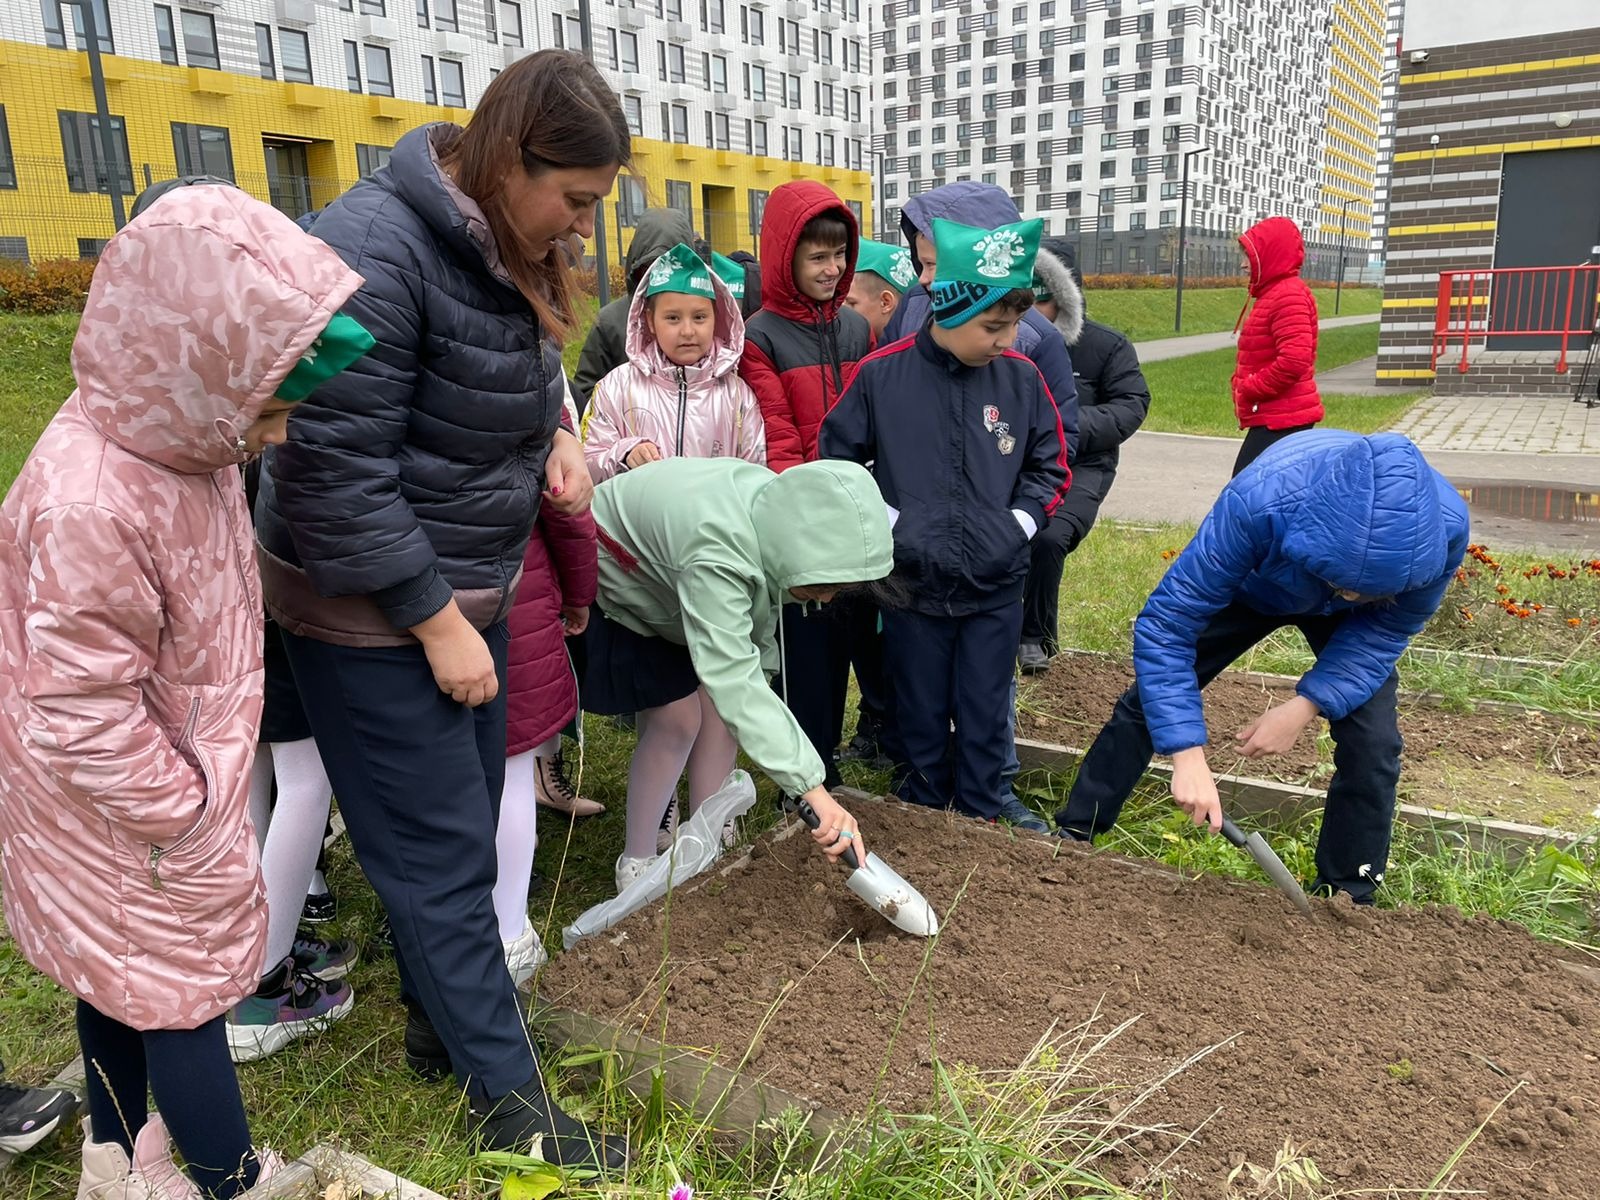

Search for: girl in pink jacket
xmin=0 ymin=186 xmax=371 ymax=1200
xmin=581 ymin=244 xmax=766 ymax=886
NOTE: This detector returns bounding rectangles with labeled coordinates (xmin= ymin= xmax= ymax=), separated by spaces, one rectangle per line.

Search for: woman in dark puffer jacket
xmin=1231 ymin=216 xmax=1325 ymax=475
xmin=254 ymin=51 xmax=628 ymax=1171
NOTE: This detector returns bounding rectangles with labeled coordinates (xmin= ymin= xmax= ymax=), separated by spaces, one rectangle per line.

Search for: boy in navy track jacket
xmin=820 ymin=217 xmax=1070 ymax=824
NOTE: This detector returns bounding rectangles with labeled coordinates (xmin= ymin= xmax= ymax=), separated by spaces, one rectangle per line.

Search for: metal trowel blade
xmin=1242 ymin=832 xmax=1315 ymax=916
xmin=845 ymin=851 xmax=941 ymax=937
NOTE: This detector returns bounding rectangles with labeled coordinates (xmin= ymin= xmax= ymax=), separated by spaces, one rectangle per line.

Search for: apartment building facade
xmin=873 ymin=0 xmax=1388 ymax=280
xmin=1376 ymin=0 xmax=1600 ymax=385
xmin=0 ymin=0 xmax=872 ymax=264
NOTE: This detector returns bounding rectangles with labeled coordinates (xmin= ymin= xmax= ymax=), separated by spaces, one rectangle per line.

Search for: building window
xmin=708 ymin=53 xmax=728 ymax=93
xmin=1130 ymin=211 xmax=1146 ymax=230
xmin=743 ymin=5 xmax=764 ymax=44
xmin=751 ymin=119 xmax=768 ymax=156
xmin=360 ymin=0 xmax=386 ymax=13
xmin=660 ymin=42 xmax=685 ymax=83
xmin=421 ymin=54 xmax=437 ymax=103
xmin=616 ymin=30 xmax=638 ymax=71
xmin=616 ymin=175 xmax=646 ymax=227
xmin=79 ymin=237 xmax=109 ymax=259
xmin=435 ymin=0 xmax=457 ymax=32
xmin=365 ymin=45 xmax=393 ymax=95
xmin=344 ymin=41 xmax=362 ymax=91
xmin=1165 ymin=95 xmax=1182 ymax=114
xmin=0 ymin=107 xmax=15 ymax=190
xmin=357 ymin=143 xmax=392 ymax=177
xmin=253 ymin=23 xmax=275 ymax=78
xmin=666 ymin=179 xmax=693 ymax=216
xmin=700 ymin=0 xmax=725 ymax=33
xmin=706 ymin=111 xmax=730 ymax=150
xmin=416 ymin=0 xmax=428 ymax=26
xmin=171 ymin=122 xmax=234 ymax=180
xmin=155 ymin=6 xmax=179 ymax=64
xmin=44 ymin=0 xmax=115 ymax=53
xmin=180 ymin=9 xmax=219 ymax=70
xmin=439 ymin=57 xmax=466 ymax=106
xmin=623 ymin=94 xmax=643 ymax=136
xmin=748 ymin=188 xmax=768 ymax=234
xmin=58 ymin=111 xmax=132 ymax=195
xmin=279 ymin=28 xmax=311 ymax=82
xmin=501 ymin=2 xmax=523 ymax=47
xmin=664 ymin=102 xmax=688 ymax=143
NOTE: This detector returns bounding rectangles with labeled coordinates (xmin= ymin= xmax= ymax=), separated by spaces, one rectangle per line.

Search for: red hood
xmin=1239 ymin=216 xmax=1306 ymax=297
xmin=757 ymin=181 xmax=860 ymax=322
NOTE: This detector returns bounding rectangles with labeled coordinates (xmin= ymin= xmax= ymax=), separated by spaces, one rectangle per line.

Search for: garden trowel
xmin=1219 ymin=816 xmax=1314 ymax=917
xmin=796 ymin=801 xmax=941 ymax=937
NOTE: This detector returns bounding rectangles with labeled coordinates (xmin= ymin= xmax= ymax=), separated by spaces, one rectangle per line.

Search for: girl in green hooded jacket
xmin=581 ymin=457 xmax=894 ymax=890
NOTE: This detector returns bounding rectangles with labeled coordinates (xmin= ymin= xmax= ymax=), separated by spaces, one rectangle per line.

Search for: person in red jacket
xmin=1231 ymin=216 xmax=1324 ymax=476
xmin=739 ymin=181 xmax=872 ymax=791
xmin=491 ymin=503 xmax=598 ymax=991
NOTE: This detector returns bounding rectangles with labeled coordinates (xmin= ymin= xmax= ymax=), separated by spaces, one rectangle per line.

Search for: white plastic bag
xmin=561 ymin=769 xmax=757 ymax=949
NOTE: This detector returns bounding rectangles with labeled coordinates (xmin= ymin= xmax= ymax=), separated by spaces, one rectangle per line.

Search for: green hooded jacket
xmin=592 ymin=458 xmax=892 ymax=796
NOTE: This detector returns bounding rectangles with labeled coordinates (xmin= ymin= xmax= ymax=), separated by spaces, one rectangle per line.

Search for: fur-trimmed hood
xmin=1032 ymin=240 xmax=1085 ymax=347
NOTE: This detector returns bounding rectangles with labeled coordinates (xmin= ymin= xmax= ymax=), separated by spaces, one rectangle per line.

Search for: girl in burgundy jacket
xmin=495 ymin=444 xmax=599 ymax=986
xmin=1232 ymin=216 xmax=1325 ymax=475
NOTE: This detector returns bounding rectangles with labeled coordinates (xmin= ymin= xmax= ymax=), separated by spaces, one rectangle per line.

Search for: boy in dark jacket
xmin=1019 ymin=237 xmax=1152 ymax=671
xmin=1057 ymin=431 xmax=1469 ymax=903
xmin=740 ymin=182 xmax=873 ymax=788
xmin=821 ymin=217 xmax=1069 ymax=829
xmin=884 ymin=182 xmax=1079 ymax=461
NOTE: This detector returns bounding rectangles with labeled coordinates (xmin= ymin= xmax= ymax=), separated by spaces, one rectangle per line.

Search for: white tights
xmin=623 ymin=687 xmax=738 ymax=860
xmin=245 ymin=738 xmax=334 ymax=968
xmin=492 ymin=735 xmax=557 ymax=944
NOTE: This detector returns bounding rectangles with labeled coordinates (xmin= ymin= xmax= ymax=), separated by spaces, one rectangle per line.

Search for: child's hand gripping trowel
xmin=796 ymin=801 xmax=941 ymax=937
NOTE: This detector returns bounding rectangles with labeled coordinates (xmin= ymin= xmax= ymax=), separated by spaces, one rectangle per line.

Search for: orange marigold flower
xmin=1569 ymin=618 xmax=1583 ymax=628
xmin=1161 ymin=549 xmax=1178 ymax=561
xmin=1495 ymin=584 xmax=1510 ymax=595
xmin=1460 ymin=608 xmax=1475 ymax=622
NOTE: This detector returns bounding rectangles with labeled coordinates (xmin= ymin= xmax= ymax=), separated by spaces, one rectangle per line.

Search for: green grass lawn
xmin=1091 ymin=284 xmax=1381 ymax=343
xmin=0 ymin=314 xmax=77 ymax=489
xmin=1139 ymin=322 xmax=1424 ymax=438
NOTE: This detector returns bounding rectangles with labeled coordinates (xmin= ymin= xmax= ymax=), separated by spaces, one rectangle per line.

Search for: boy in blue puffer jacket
xmin=821 ymin=217 xmax=1069 ymax=830
xmin=1056 ymin=431 xmax=1470 ymax=903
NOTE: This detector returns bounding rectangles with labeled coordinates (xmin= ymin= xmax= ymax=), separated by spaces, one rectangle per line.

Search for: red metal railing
xmin=1431 ymin=265 xmax=1600 ymax=374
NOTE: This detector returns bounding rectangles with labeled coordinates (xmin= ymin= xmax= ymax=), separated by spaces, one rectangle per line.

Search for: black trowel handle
xmin=1218 ymin=817 xmax=1249 ymax=849
xmin=796 ymin=799 xmax=862 ymax=870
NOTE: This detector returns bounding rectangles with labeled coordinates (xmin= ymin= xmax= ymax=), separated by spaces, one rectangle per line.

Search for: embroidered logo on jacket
xmin=982 ymin=404 xmax=1016 ymax=455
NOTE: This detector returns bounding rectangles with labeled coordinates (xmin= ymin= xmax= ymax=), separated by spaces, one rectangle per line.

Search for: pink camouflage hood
xmin=0 ymin=185 xmax=364 ymax=1029
xmin=583 ymin=259 xmax=766 ymax=481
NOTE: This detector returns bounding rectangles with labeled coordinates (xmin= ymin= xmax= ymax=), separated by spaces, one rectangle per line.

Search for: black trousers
xmin=1020 ymin=512 xmax=1090 ymax=653
xmin=1233 ymin=423 xmax=1315 ymax=476
xmin=1056 ymin=602 xmax=1402 ymax=903
xmin=282 ymin=623 xmax=535 ymax=1101
xmin=845 ymin=598 xmax=890 ymax=742
xmin=884 ymin=603 xmax=1023 ymax=819
xmin=773 ymin=603 xmax=850 ymax=789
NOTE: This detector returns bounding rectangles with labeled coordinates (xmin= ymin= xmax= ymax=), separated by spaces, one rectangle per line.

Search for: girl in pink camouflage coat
xmin=0 ymin=185 xmax=371 ymax=1199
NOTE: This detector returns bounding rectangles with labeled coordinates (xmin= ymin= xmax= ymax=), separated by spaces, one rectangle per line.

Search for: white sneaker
xmin=502 ymin=920 xmax=549 ymax=987
xmin=76 ymin=1114 xmax=200 ymax=1200
xmin=720 ymin=818 xmax=739 ymax=849
xmin=615 ymin=853 xmax=656 ymax=893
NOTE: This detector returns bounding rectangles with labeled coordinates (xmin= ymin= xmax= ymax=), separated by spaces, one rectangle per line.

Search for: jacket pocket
xmin=147 ymin=698 xmax=217 ymax=890
xmin=962 ymin=507 xmax=1031 ymax=587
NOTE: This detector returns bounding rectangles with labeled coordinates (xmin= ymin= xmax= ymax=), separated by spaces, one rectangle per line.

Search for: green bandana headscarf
xmin=645 ymin=242 xmax=717 ymax=299
xmin=855 ymin=240 xmax=916 ymax=293
xmin=929 ymin=217 xmax=1043 ymax=328
xmin=710 ymin=251 xmax=747 ymax=302
xmin=275 ymin=311 xmax=375 ymax=402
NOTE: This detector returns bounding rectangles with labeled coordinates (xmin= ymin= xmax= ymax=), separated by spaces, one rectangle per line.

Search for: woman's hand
xmin=412 ymin=602 xmax=498 ymax=707
xmin=624 ymin=441 xmax=664 ymax=471
xmin=544 ymin=428 xmax=594 ymax=515
xmin=799 ymin=786 xmax=866 ymax=864
xmin=1235 ymin=696 xmax=1319 ymax=759
xmin=1170 ymin=746 xmax=1221 ymax=832
xmin=561 ymin=604 xmax=590 ymax=636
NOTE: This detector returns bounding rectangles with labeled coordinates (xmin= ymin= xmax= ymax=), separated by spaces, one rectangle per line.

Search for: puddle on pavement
xmin=1455 ymin=481 xmax=1600 ymax=524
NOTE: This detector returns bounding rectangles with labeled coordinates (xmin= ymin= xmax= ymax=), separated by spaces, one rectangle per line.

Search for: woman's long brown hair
xmin=440 ymin=50 xmax=632 ymax=344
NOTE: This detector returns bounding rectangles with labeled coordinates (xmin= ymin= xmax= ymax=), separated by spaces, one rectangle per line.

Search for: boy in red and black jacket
xmin=741 ymin=181 xmax=872 ymax=789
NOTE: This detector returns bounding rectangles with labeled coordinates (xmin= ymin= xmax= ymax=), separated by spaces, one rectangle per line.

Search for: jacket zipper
xmin=149 ymin=696 xmax=206 ymax=890
xmin=675 ymin=366 xmax=687 ymax=457
xmin=213 ymin=475 xmax=258 ymax=613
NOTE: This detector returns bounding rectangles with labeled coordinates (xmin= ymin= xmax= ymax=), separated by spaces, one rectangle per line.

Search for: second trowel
xmin=797 ymin=801 xmax=941 ymax=937
xmin=1220 ymin=816 xmax=1314 ymax=917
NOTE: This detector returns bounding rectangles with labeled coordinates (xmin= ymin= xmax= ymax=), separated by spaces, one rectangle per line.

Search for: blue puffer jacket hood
xmin=1132 ymin=430 xmax=1469 ymax=754
xmin=899 ymin=182 xmax=1022 ymax=273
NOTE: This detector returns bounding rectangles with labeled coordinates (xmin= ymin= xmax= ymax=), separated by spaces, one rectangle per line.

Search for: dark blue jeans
xmin=884 ymin=603 xmax=1023 ymax=819
xmin=282 ymin=623 xmax=535 ymax=1101
xmin=1056 ymin=602 xmax=1403 ymax=903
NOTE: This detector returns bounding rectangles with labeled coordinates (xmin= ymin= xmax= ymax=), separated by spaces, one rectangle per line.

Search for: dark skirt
xmin=260 ymin=619 xmax=314 ymax=744
xmin=578 ymin=603 xmax=699 ymax=716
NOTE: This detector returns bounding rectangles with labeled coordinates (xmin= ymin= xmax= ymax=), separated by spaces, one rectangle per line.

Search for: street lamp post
xmin=66 ymin=1 xmax=126 ymax=232
xmin=576 ymin=0 xmax=611 ymax=306
xmin=1335 ymin=195 xmax=1354 ymax=315
xmin=1173 ymin=145 xmax=1210 ymax=334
